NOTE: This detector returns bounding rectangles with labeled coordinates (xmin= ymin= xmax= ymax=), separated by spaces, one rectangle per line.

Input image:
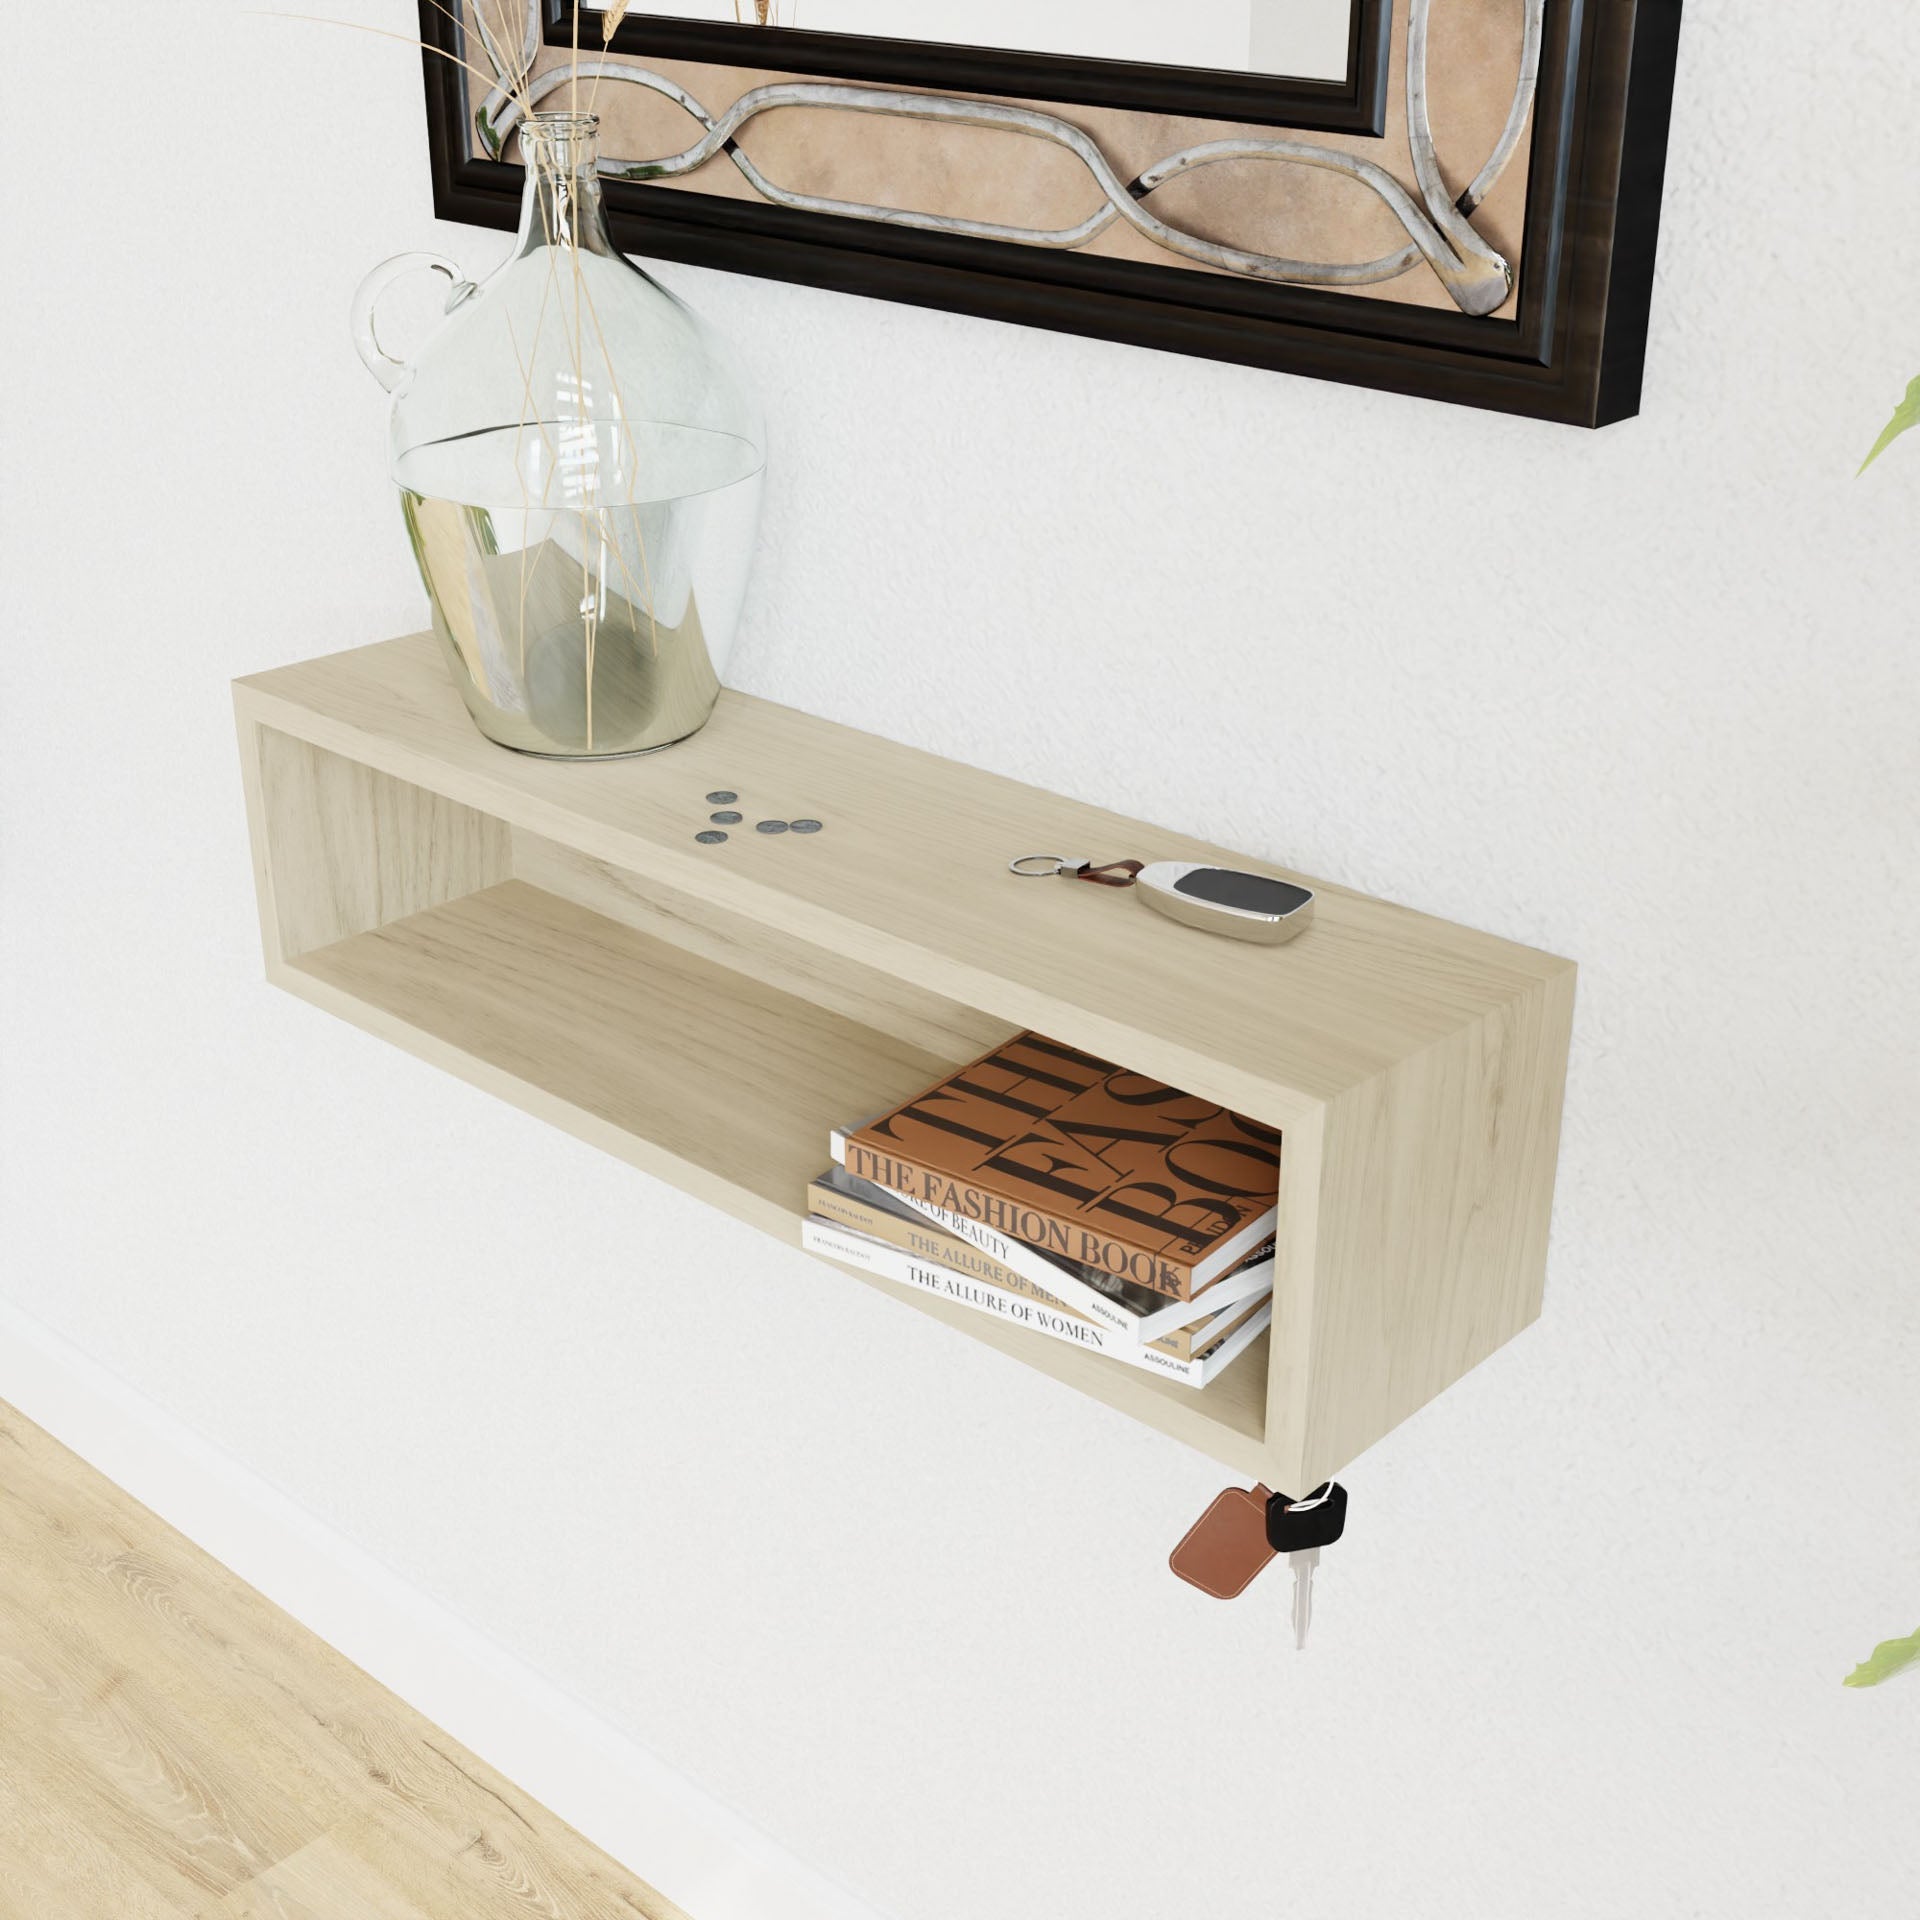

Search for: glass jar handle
xmin=349 ymin=252 xmax=472 ymax=392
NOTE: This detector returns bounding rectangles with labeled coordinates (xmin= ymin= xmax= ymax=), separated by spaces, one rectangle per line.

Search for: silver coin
xmin=705 ymin=789 xmax=738 ymax=804
xmin=789 ymin=818 xmax=823 ymax=834
xmin=755 ymin=819 xmax=789 ymax=835
xmin=709 ymin=810 xmax=742 ymax=824
xmin=695 ymin=829 xmax=728 ymax=845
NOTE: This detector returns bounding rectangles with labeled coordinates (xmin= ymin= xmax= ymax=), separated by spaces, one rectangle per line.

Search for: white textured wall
xmin=5 ymin=5 xmax=1918 ymax=1916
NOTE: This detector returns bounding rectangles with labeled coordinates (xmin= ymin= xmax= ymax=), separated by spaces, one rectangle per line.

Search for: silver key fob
xmin=1134 ymin=861 xmax=1315 ymax=945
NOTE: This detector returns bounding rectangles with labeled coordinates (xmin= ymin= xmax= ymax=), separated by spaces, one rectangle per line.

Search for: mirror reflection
xmin=606 ymin=1 xmax=1355 ymax=82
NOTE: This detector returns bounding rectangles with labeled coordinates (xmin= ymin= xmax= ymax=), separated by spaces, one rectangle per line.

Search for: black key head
xmin=1265 ymin=1481 xmax=1348 ymax=1553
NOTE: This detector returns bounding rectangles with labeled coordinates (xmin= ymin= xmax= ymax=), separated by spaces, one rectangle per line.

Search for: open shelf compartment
xmin=236 ymin=634 xmax=1575 ymax=1488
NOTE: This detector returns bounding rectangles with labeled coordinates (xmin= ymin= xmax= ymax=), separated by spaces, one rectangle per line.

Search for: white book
xmin=828 ymin=1128 xmax=1273 ymax=1344
xmin=803 ymin=1219 xmax=1272 ymax=1391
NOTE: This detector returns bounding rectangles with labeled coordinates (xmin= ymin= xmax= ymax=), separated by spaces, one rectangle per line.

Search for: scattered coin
xmin=695 ymin=830 xmax=729 ymax=844
xmin=705 ymin=789 xmax=738 ymax=804
xmin=789 ymin=818 xmax=823 ymax=834
xmin=709 ymin=810 xmax=742 ymax=824
xmin=755 ymin=819 xmax=789 ymax=835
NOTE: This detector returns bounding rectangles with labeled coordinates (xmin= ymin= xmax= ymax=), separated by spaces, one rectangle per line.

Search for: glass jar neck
xmin=515 ymin=113 xmax=614 ymax=258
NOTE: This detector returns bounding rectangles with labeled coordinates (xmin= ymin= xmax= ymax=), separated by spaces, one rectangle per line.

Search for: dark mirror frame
xmin=420 ymin=1 xmax=1683 ymax=427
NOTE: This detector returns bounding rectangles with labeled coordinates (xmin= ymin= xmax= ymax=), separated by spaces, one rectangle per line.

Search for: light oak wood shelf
xmin=235 ymin=632 xmax=1575 ymax=1489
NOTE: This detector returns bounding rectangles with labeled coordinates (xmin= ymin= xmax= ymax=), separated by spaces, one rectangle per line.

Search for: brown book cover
xmin=841 ymin=1032 xmax=1281 ymax=1301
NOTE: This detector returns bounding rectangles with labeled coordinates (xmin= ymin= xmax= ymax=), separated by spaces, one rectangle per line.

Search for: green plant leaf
xmin=1858 ymin=375 xmax=1920 ymax=473
xmin=1842 ymin=1628 xmax=1920 ymax=1687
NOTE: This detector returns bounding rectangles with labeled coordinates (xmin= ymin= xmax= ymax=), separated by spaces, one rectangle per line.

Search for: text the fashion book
xmin=841 ymin=1032 xmax=1279 ymax=1300
xmin=811 ymin=1164 xmax=1273 ymax=1345
xmin=807 ymin=1169 xmax=1270 ymax=1360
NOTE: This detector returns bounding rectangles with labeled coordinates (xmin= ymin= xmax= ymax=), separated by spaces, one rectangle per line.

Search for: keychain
xmin=1168 ymin=1480 xmax=1349 ymax=1647
xmin=1008 ymin=854 xmax=1315 ymax=945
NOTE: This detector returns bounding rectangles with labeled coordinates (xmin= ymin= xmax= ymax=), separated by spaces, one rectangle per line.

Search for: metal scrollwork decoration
xmin=471 ymin=0 xmax=1543 ymax=319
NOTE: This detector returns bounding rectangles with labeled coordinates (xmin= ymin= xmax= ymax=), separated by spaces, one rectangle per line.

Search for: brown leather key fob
xmin=1168 ymin=1484 xmax=1276 ymax=1598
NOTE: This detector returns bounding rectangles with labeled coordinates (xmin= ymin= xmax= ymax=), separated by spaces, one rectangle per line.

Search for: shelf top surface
xmin=237 ymin=633 xmax=1573 ymax=1118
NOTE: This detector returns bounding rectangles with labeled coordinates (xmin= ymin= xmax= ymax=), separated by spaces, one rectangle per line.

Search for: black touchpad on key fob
xmin=1173 ymin=868 xmax=1314 ymax=916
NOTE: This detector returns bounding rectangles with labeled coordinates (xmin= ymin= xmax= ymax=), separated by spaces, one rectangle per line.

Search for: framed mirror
xmin=420 ymin=1 xmax=1683 ymax=425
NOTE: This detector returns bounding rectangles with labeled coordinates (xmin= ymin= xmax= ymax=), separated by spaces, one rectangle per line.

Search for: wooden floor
xmin=0 ymin=1401 xmax=689 ymax=1920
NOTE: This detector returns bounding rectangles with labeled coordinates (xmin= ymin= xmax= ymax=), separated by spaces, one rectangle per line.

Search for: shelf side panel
xmin=1296 ymin=963 xmax=1578 ymax=1486
xmin=242 ymin=721 xmax=510 ymax=963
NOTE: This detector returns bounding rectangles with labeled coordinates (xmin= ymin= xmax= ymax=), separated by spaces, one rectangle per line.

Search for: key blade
xmin=1290 ymin=1546 xmax=1319 ymax=1650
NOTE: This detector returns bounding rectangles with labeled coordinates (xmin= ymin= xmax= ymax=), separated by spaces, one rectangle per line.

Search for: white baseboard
xmin=0 ymin=1298 xmax=887 ymax=1920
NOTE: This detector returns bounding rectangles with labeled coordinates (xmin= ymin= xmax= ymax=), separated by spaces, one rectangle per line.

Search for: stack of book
xmin=803 ymin=1031 xmax=1280 ymax=1389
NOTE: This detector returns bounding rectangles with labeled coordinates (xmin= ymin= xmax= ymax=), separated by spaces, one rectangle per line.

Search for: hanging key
xmin=1266 ymin=1481 xmax=1348 ymax=1649
xmin=1170 ymin=1480 xmax=1352 ymax=1648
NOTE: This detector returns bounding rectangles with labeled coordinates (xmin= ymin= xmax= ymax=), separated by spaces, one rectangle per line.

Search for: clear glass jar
xmin=352 ymin=112 xmax=764 ymax=757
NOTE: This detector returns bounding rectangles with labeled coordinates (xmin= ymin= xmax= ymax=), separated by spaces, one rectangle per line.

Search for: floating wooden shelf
xmin=234 ymin=633 xmax=1575 ymax=1490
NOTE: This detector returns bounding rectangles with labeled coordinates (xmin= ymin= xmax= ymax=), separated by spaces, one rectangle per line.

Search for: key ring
xmin=1008 ymin=847 xmax=1313 ymax=943
xmin=1277 ymin=1482 xmax=1337 ymax=1514
xmin=1007 ymin=854 xmax=1144 ymax=887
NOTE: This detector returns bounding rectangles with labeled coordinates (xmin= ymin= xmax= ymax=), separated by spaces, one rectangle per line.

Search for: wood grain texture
xmin=239 ymin=716 xmax=510 ymax=963
xmin=236 ymin=633 xmax=1567 ymax=1124
xmin=512 ymin=827 xmax=1013 ymax=1063
xmin=233 ymin=634 xmax=1576 ymax=1488
xmin=289 ymin=879 xmax=952 ymax=1231
xmin=1291 ymin=964 xmax=1578 ymax=1487
xmin=283 ymin=880 xmax=1272 ymax=1471
xmin=0 ymin=1402 xmax=689 ymax=1920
